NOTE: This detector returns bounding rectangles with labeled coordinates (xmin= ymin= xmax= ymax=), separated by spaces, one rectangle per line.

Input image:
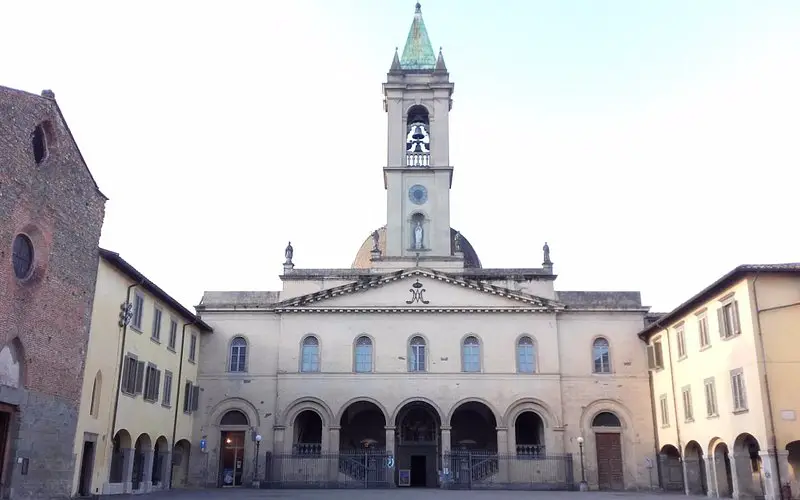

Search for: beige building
xmin=640 ymin=263 xmax=800 ymax=500
xmin=187 ymin=3 xmax=657 ymax=491
xmin=71 ymin=249 xmax=212 ymax=496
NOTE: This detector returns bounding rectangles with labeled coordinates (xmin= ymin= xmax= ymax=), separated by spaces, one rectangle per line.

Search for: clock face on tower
xmin=408 ymin=184 xmax=428 ymax=205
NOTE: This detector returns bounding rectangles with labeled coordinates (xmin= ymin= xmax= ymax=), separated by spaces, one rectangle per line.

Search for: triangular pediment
xmin=273 ymin=269 xmax=563 ymax=313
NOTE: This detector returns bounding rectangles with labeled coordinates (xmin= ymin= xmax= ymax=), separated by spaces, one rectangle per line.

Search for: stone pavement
xmin=135 ymin=489 xmax=677 ymax=500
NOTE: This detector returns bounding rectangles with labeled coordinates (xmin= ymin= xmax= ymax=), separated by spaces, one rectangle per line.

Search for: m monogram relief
xmin=405 ymin=279 xmax=430 ymax=305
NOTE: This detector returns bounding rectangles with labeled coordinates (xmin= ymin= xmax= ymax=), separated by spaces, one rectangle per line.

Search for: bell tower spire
xmin=380 ymin=3 xmax=457 ymax=269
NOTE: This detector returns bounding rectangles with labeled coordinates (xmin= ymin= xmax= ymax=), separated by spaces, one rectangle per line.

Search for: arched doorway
xmin=219 ymin=409 xmax=249 ymax=487
xmin=339 ymin=401 xmax=388 ymax=486
xmin=132 ymin=434 xmax=151 ymax=492
xmin=659 ymin=444 xmax=684 ymax=491
xmin=109 ymin=430 xmax=132 ymax=485
xmin=395 ymin=401 xmax=441 ymax=488
xmin=592 ymin=411 xmax=623 ymax=490
xmin=712 ymin=441 xmax=733 ymax=498
xmin=733 ymin=433 xmax=763 ymax=497
xmin=171 ymin=439 xmax=191 ymax=488
xmin=152 ymin=436 xmax=169 ymax=488
xmin=684 ymin=441 xmax=707 ymax=495
xmin=293 ymin=410 xmax=323 ymax=456
xmin=514 ymin=411 xmax=545 ymax=457
xmin=448 ymin=401 xmax=498 ymax=487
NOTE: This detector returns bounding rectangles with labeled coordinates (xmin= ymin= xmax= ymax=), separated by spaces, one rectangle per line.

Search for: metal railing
xmin=442 ymin=450 xmax=574 ymax=490
xmin=263 ymin=450 xmax=392 ymax=489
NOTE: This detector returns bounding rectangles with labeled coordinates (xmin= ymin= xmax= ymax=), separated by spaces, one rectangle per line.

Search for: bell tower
xmin=381 ymin=2 xmax=456 ymax=268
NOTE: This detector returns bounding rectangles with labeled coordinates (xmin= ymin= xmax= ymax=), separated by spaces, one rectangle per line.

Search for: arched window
xmin=593 ymin=337 xmax=611 ymax=373
xmin=354 ymin=336 xmax=373 ymax=373
xmin=592 ymin=411 xmax=621 ymax=427
xmin=301 ymin=336 xmax=320 ymax=373
xmin=462 ymin=336 xmax=480 ymax=372
xmin=409 ymin=336 xmax=426 ymax=372
xmin=229 ymin=337 xmax=247 ymax=372
xmin=517 ymin=336 xmax=536 ymax=373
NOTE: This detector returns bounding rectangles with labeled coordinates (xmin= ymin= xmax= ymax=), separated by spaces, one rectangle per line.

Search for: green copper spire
xmin=400 ymin=3 xmax=436 ymax=70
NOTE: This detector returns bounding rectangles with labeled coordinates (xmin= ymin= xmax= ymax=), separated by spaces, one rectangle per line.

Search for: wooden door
xmin=595 ymin=433 xmax=624 ymax=490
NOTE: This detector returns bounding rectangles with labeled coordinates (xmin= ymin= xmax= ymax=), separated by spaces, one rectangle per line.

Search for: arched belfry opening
xmin=395 ymin=401 xmax=440 ymax=487
xmin=406 ymin=105 xmax=430 ymax=167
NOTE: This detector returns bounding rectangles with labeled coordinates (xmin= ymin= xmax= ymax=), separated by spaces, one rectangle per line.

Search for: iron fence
xmin=442 ymin=450 xmax=575 ymax=490
xmin=263 ymin=450 xmax=392 ymax=489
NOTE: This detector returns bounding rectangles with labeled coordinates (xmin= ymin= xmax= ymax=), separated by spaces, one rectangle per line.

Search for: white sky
xmin=3 ymin=1 xmax=799 ymax=313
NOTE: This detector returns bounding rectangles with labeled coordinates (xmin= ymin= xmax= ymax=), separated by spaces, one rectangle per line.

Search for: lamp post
xmin=577 ymin=436 xmax=587 ymax=492
xmin=253 ymin=434 xmax=262 ymax=487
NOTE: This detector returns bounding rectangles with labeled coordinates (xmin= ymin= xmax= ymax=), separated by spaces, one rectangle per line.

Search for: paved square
xmin=141 ymin=489 xmax=672 ymax=500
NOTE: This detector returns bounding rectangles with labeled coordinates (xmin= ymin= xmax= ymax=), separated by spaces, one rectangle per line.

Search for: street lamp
xmin=577 ymin=436 xmax=587 ymax=491
xmin=253 ymin=434 xmax=262 ymax=487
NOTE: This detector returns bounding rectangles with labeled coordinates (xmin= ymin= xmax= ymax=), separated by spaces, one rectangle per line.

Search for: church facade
xmin=188 ymin=4 xmax=657 ymax=491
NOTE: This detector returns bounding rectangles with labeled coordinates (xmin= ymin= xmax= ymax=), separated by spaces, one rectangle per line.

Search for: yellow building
xmin=639 ymin=263 xmax=800 ymax=500
xmin=71 ymin=249 xmax=212 ymax=496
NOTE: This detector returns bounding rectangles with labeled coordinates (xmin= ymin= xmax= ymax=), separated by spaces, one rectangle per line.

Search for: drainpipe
xmin=169 ymin=320 xmax=194 ymax=489
xmin=647 ymin=368 xmax=664 ymax=490
xmin=647 ymin=318 xmax=684 ymax=487
xmin=110 ymin=282 xmax=142 ymax=438
xmin=751 ymin=273 xmax=784 ymax=499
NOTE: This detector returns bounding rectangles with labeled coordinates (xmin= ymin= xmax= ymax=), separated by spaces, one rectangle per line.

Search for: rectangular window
xmin=682 ymin=385 xmax=694 ymax=422
xmin=162 ymin=370 xmax=173 ymax=407
xmin=183 ymin=380 xmax=200 ymax=413
xmin=143 ymin=364 xmax=160 ymax=402
xmin=131 ymin=292 xmax=144 ymax=330
xmin=698 ymin=314 xmax=710 ymax=348
xmin=120 ymin=354 xmax=144 ymax=395
xmin=676 ymin=326 xmax=686 ymax=358
xmin=659 ymin=394 xmax=669 ymax=426
xmin=704 ymin=377 xmax=718 ymax=417
xmin=718 ymin=300 xmax=741 ymax=339
xmin=151 ymin=307 xmax=162 ymax=341
xmin=354 ymin=342 xmax=372 ymax=373
xmin=731 ymin=368 xmax=748 ymax=411
xmin=647 ymin=339 xmax=664 ymax=370
xmin=189 ymin=333 xmax=197 ymax=362
xmin=409 ymin=344 xmax=426 ymax=372
xmin=168 ymin=320 xmax=178 ymax=350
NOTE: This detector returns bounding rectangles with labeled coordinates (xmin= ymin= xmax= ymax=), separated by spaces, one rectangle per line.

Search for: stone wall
xmin=0 ymin=86 xmax=106 ymax=498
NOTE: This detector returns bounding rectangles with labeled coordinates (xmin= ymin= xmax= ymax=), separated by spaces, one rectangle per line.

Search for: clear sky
xmin=3 ymin=1 xmax=799 ymax=312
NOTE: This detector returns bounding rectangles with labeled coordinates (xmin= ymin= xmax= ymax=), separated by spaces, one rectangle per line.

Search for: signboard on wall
xmin=398 ymin=469 xmax=411 ymax=487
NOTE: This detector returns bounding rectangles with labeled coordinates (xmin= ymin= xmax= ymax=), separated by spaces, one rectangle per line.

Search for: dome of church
xmin=351 ymin=226 xmax=482 ymax=269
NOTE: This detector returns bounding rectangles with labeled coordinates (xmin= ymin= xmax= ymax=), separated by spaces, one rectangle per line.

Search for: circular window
xmin=408 ymin=184 xmax=428 ymax=205
xmin=12 ymin=234 xmax=34 ymax=280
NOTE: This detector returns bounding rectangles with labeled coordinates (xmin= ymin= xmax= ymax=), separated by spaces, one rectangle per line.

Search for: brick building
xmin=0 ymin=86 xmax=106 ymax=498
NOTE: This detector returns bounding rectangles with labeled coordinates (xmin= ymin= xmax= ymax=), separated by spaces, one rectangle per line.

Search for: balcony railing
xmin=406 ymin=152 xmax=430 ymax=167
xmin=293 ymin=443 xmax=322 ymax=456
xmin=516 ymin=444 xmax=547 ymax=459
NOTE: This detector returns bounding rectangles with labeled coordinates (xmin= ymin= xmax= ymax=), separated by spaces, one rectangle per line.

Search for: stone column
xmin=273 ymin=426 xmax=286 ymax=454
xmin=705 ymin=455 xmax=718 ymax=497
xmin=684 ymin=457 xmax=702 ymax=495
xmin=329 ymin=426 xmax=341 ymax=482
xmin=141 ymin=450 xmax=155 ymax=492
xmin=730 ymin=452 xmax=746 ymax=499
xmin=758 ymin=450 xmax=789 ymax=500
xmin=122 ymin=448 xmax=134 ymax=493
xmin=496 ymin=427 xmax=509 ymax=484
xmin=160 ymin=452 xmax=172 ymax=490
xmin=385 ymin=427 xmax=396 ymax=488
xmin=441 ymin=426 xmax=451 ymax=455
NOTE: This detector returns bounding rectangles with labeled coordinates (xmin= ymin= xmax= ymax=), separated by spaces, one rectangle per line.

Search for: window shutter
xmin=154 ymin=370 xmax=161 ymax=401
xmin=717 ymin=308 xmax=727 ymax=338
xmin=121 ymin=357 xmax=131 ymax=391
xmin=183 ymin=385 xmax=190 ymax=412
xmin=731 ymin=301 xmax=741 ymax=335
xmin=134 ymin=361 xmax=145 ymax=394
xmin=654 ymin=342 xmax=663 ymax=368
xmin=191 ymin=385 xmax=200 ymax=411
xmin=646 ymin=345 xmax=656 ymax=369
